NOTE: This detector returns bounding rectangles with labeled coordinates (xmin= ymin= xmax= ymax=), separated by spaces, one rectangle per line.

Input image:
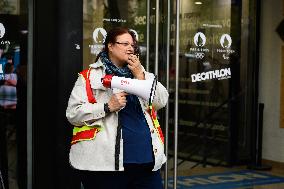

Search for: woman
xmin=66 ymin=27 xmax=168 ymax=189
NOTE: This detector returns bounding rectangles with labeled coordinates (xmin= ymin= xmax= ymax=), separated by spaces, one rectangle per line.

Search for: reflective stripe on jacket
xmin=71 ymin=69 xmax=99 ymax=145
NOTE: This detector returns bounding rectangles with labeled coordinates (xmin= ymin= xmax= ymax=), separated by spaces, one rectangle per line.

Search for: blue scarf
xmin=100 ymin=51 xmax=133 ymax=78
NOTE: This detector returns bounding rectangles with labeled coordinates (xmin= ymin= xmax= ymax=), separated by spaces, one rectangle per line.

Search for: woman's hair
xmin=96 ymin=27 xmax=139 ymax=61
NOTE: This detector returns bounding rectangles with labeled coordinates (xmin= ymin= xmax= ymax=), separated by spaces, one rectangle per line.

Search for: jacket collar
xmin=88 ymin=58 xmax=107 ymax=90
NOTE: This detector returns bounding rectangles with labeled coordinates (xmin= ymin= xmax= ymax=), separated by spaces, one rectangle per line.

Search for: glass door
xmin=166 ymin=0 xmax=257 ymax=188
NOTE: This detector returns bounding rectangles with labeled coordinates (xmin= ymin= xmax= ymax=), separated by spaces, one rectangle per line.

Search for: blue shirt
xmin=119 ymin=95 xmax=153 ymax=163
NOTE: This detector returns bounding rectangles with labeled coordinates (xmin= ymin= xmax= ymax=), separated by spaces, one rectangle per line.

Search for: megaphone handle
xmin=148 ymin=76 xmax=157 ymax=106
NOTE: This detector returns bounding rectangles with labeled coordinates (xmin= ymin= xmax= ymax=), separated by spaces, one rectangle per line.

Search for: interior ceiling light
xmin=195 ymin=1 xmax=202 ymax=4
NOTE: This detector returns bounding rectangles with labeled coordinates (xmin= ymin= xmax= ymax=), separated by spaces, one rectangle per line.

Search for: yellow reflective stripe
xmin=73 ymin=126 xmax=90 ymax=135
xmin=153 ymin=119 xmax=159 ymax=127
xmin=147 ymin=105 xmax=164 ymax=144
xmin=147 ymin=105 xmax=159 ymax=128
xmin=73 ymin=125 xmax=101 ymax=135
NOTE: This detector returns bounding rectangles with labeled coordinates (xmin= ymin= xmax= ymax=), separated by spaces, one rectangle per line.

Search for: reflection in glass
xmin=83 ymin=0 xmax=148 ymax=69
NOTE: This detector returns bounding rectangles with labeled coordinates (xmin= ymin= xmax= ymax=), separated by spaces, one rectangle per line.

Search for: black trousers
xmin=79 ymin=163 xmax=163 ymax=189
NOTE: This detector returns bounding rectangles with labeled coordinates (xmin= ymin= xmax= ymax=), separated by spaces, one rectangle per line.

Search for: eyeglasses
xmin=115 ymin=41 xmax=135 ymax=48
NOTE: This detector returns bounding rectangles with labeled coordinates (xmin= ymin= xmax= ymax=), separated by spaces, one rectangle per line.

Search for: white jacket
xmin=66 ymin=59 xmax=169 ymax=171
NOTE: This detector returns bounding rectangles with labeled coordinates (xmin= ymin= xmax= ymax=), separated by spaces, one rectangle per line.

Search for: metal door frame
xmin=146 ymin=1 xmax=180 ymax=189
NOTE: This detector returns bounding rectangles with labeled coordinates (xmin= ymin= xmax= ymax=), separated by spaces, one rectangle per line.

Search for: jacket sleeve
xmin=144 ymin=71 xmax=169 ymax=111
xmin=66 ymin=75 xmax=106 ymax=127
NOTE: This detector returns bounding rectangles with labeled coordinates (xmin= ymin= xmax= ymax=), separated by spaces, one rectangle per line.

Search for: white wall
xmin=259 ymin=0 xmax=284 ymax=163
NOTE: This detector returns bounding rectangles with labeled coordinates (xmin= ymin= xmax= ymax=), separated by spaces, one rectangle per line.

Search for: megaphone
xmin=101 ymin=75 xmax=157 ymax=104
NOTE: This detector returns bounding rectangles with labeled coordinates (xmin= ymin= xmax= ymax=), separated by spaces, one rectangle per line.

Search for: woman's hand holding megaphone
xmin=107 ymin=91 xmax=128 ymax=112
xmin=127 ymin=54 xmax=145 ymax=80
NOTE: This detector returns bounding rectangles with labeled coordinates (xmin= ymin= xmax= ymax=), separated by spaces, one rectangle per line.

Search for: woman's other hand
xmin=127 ymin=54 xmax=145 ymax=80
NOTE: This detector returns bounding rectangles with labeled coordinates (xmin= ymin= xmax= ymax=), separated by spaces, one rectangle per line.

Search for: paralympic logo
xmin=129 ymin=29 xmax=138 ymax=41
xmin=220 ymin=34 xmax=232 ymax=48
